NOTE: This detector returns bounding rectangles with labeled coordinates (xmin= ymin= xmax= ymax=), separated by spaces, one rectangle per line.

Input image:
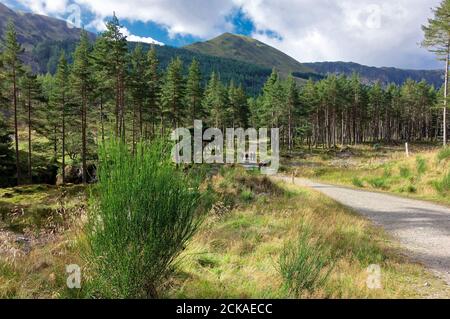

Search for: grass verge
xmin=164 ymin=168 xmax=448 ymax=298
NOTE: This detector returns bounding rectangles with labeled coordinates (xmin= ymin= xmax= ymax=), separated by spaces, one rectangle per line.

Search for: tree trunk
xmin=82 ymin=86 xmax=87 ymax=184
xmin=443 ymin=43 xmax=449 ymax=146
xmin=27 ymin=87 xmax=32 ymax=184
xmin=62 ymin=93 xmax=66 ymax=185
xmin=13 ymin=68 xmax=20 ymax=185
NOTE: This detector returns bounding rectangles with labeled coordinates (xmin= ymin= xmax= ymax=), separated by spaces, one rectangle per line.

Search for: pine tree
xmin=301 ymin=79 xmax=319 ymax=146
xmin=100 ymin=13 xmax=128 ymax=137
xmin=235 ymin=85 xmax=249 ymax=128
xmin=130 ymin=44 xmax=148 ymax=144
xmin=285 ymin=75 xmax=300 ymax=150
xmin=72 ymin=31 xmax=92 ymax=184
xmin=203 ymin=72 xmax=228 ymax=128
xmin=422 ymin=0 xmax=450 ymax=145
xmin=261 ymin=69 xmax=283 ymax=128
xmin=91 ymin=36 xmax=113 ymax=142
xmin=54 ymin=52 xmax=69 ymax=184
xmin=20 ymin=71 xmax=43 ymax=183
xmin=0 ymin=114 xmax=14 ymax=187
xmin=36 ymin=73 xmax=61 ymax=159
xmin=228 ymin=80 xmax=238 ymax=127
xmin=1 ymin=21 xmax=24 ymax=185
xmin=185 ymin=58 xmax=203 ymax=124
xmin=160 ymin=57 xmax=185 ymax=129
xmin=228 ymin=81 xmax=249 ymax=128
xmin=146 ymin=46 xmax=160 ymax=137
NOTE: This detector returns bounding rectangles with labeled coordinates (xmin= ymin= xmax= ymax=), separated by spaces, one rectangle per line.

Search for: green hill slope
xmin=184 ymin=33 xmax=314 ymax=75
xmin=0 ymin=2 xmax=95 ymax=70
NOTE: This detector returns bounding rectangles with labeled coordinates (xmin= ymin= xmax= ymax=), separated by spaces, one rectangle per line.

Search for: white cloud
xmin=120 ymin=27 xmax=164 ymax=45
xmin=73 ymin=0 xmax=236 ymax=38
xmin=235 ymin=0 xmax=442 ymax=69
xmin=14 ymin=0 xmax=69 ymax=15
xmin=10 ymin=0 xmax=444 ymax=69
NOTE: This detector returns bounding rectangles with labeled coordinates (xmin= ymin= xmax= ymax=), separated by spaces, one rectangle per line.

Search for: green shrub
xmin=399 ymin=166 xmax=411 ymax=179
xmin=279 ymin=227 xmax=332 ymax=296
xmin=86 ymin=139 xmax=209 ymax=298
xmin=352 ymin=177 xmax=364 ymax=188
xmin=437 ymin=147 xmax=450 ymax=162
xmin=368 ymin=177 xmax=389 ymax=189
xmin=406 ymin=184 xmax=417 ymax=193
xmin=313 ymin=168 xmax=329 ymax=177
xmin=433 ymin=171 xmax=450 ymax=194
xmin=240 ymin=188 xmax=254 ymax=202
xmin=415 ymin=156 xmax=427 ymax=175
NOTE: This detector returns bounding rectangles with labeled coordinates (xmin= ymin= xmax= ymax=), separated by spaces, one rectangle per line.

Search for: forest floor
xmin=1 ymin=161 xmax=449 ymax=298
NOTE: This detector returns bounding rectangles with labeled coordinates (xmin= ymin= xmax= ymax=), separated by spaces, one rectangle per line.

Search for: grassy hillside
xmin=1 ymin=168 xmax=448 ymax=298
xmin=185 ymin=33 xmax=314 ymax=76
xmin=284 ymin=144 xmax=450 ymax=206
xmin=305 ymin=61 xmax=444 ymax=87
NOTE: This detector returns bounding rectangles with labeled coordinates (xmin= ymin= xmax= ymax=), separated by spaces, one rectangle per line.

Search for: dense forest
xmin=32 ymin=38 xmax=274 ymax=97
xmin=0 ymin=14 xmax=446 ymax=187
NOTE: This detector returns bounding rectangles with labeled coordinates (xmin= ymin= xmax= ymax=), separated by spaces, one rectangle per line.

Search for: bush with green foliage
xmin=368 ymin=177 xmax=389 ymax=189
xmin=399 ymin=166 xmax=411 ymax=179
xmin=352 ymin=177 xmax=364 ymax=188
xmin=86 ymin=139 xmax=209 ymax=298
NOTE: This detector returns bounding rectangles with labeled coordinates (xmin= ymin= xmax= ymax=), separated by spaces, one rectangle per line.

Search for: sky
xmin=3 ymin=0 xmax=444 ymax=70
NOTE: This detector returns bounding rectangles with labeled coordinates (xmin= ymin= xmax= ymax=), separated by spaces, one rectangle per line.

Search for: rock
xmin=64 ymin=165 xmax=83 ymax=184
xmin=56 ymin=164 xmax=97 ymax=185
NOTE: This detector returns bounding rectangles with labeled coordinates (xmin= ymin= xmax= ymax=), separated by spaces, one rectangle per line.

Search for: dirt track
xmin=277 ymin=176 xmax=450 ymax=286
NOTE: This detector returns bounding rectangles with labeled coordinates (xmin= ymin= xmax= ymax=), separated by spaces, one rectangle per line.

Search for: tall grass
xmin=368 ymin=176 xmax=389 ymax=189
xmin=351 ymin=177 xmax=364 ymax=188
xmin=433 ymin=171 xmax=450 ymax=194
xmin=399 ymin=166 xmax=411 ymax=179
xmin=415 ymin=156 xmax=427 ymax=175
xmin=279 ymin=226 xmax=332 ymax=296
xmin=85 ymin=139 xmax=209 ymax=298
xmin=437 ymin=147 xmax=450 ymax=162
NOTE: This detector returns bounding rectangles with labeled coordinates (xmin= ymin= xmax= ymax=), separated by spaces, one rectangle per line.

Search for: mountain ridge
xmin=0 ymin=2 xmax=445 ymax=88
xmin=184 ymin=32 xmax=314 ymax=75
xmin=304 ymin=61 xmax=444 ymax=87
xmin=0 ymin=2 xmax=96 ymax=70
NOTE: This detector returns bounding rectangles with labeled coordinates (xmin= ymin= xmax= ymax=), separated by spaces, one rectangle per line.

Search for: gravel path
xmin=276 ymin=176 xmax=450 ymax=285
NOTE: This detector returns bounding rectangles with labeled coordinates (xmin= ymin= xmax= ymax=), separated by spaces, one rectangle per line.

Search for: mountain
xmin=304 ymin=61 xmax=444 ymax=88
xmin=184 ymin=33 xmax=314 ymax=76
xmin=0 ymin=2 xmax=95 ymax=70
xmin=0 ymin=3 xmax=444 ymax=91
xmin=185 ymin=33 xmax=444 ymax=87
xmin=0 ymin=2 xmax=95 ymax=48
xmin=29 ymin=39 xmax=271 ymax=96
xmin=0 ymin=3 xmax=271 ymax=95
